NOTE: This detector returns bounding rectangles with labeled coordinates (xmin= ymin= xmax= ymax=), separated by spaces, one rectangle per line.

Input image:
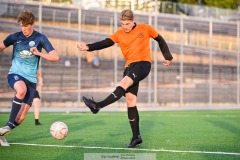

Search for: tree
xmin=177 ymin=0 xmax=198 ymax=4
xmin=175 ymin=0 xmax=238 ymax=9
xmin=204 ymin=0 xmax=238 ymax=9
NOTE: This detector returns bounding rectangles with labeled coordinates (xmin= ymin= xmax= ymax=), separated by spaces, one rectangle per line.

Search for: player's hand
xmin=163 ymin=60 xmax=172 ymax=68
xmin=77 ymin=42 xmax=89 ymax=51
xmin=30 ymin=47 xmax=40 ymax=56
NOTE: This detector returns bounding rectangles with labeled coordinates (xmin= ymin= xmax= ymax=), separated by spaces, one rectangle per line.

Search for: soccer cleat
xmin=0 ymin=136 xmax=10 ymax=146
xmin=127 ymin=135 xmax=143 ymax=148
xmin=35 ymin=121 xmax=42 ymax=125
xmin=0 ymin=126 xmax=11 ymax=136
xmin=82 ymin=96 xmax=100 ymax=114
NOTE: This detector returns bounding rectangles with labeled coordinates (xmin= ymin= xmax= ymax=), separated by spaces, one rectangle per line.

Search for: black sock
xmin=97 ymin=86 xmax=125 ymax=108
xmin=35 ymin=119 xmax=41 ymax=125
xmin=7 ymin=96 xmax=22 ymax=129
xmin=128 ymin=106 xmax=140 ymax=138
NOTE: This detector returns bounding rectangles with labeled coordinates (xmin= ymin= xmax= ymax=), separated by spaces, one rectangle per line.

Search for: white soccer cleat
xmin=0 ymin=136 xmax=10 ymax=146
xmin=0 ymin=126 xmax=11 ymax=136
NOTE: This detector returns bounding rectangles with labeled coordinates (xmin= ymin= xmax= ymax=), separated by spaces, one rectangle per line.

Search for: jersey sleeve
xmin=40 ymin=34 xmax=54 ymax=53
xmin=3 ymin=34 xmax=15 ymax=47
xmin=109 ymin=30 xmax=120 ymax=43
xmin=148 ymin=25 xmax=159 ymax=38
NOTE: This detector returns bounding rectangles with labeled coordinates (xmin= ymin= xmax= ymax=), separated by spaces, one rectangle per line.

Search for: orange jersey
xmin=110 ymin=24 xmax=158 ymax=66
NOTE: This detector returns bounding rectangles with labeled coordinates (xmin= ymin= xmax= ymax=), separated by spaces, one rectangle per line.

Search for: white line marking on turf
xmin=10 ymin=143 xmax=240 ymax=156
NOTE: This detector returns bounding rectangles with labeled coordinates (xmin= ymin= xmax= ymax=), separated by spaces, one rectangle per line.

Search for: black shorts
xmin=123 ymin=61 xmax=151 ymax=96
xmin=34 ymin=90 xmax=41 ymax=99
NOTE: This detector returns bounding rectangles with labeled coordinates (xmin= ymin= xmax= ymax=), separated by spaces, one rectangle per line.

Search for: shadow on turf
xmin=207 ymin=120 xmax=240 ymax=135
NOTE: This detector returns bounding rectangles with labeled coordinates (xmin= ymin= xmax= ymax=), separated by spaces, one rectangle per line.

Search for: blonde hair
xmin=119 ymin=9 xmax=134 ymax=21
xmin=17 ymin=10 xmax=35 ymax=26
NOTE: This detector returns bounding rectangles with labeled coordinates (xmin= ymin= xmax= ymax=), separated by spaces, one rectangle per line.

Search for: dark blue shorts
xmin=123 ymin=61 xmax=151 ymax=96
xmin=8 ymin=74 xmax=37 ymax=106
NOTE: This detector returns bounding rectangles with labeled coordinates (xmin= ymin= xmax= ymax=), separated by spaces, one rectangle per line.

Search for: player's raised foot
xmin=0 ymin=126 xmax=11 ymax=136
xmin=0 ymin=136 xmax=10 ymax=146
xmin=127 ymin=135 xmax=143 ymax=148
xmin=82 ymin=96 xmax=100 ymax=114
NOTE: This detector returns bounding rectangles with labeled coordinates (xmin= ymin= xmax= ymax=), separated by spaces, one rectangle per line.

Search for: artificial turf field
xmin=0 ymin=109 xmax=240 ymax=160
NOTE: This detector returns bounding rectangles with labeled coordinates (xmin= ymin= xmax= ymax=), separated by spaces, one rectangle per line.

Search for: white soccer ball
xmin=50 ymin=121 xmax=68 ymax=140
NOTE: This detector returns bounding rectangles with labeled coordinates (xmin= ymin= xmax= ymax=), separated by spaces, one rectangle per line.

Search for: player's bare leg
xmin=33 ymin=98 xmax=42 ymax=125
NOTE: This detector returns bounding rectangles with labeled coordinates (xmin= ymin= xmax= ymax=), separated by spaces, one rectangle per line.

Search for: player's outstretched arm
xmin=77 ymin=38 xmax=114 ymax=52
xmin=30 ymin=47 xmax=59 ymax=62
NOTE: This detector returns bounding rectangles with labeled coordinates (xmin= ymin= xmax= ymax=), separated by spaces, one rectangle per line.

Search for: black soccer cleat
xmin=127 ymin=135 xmax=143 ymax=148
xmin=35 ymin=121 xmax=42 ymax=125
xmin=82 ymin=96 xmax=100 ymax=114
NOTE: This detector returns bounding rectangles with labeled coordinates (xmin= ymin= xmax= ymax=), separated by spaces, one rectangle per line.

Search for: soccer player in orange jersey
xmin=77 ymin=9 xmax=173 ymax=148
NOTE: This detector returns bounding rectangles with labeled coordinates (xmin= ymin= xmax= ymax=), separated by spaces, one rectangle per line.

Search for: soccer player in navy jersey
xmin=0 ymin=10 xmax=59 ymax=146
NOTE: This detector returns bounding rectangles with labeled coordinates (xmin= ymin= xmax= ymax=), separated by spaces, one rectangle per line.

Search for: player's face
xmin=121 ymin=20 xmax=135 ymax=33
xmin=19 ymin=21 xmax=34 ymax=37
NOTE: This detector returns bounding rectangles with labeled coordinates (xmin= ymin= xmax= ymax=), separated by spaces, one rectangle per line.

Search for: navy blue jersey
xmin=3 ymin=30 xmax=54 ymax=83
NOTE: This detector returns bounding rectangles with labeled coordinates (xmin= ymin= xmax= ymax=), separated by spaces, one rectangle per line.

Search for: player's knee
xmin=120 ymin=76 xmax=134 ymax=90
xmin=16 ymin=90 xmax=26 ymax=99
xmin=126 ymin=94 xmax=136 ymax=104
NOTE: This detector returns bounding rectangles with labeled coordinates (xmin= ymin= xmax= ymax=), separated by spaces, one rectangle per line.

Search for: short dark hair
xmin=119 ymin=9 xmax=134 ymax=21
xmin=17 ymin=10 xmax=35 ymax=26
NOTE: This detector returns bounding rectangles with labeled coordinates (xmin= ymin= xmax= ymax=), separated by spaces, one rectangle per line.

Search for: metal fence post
xmin=148 ymin=13 xmax=152 ymax=106
xmin=77 ymin=5 xmax=82 ymax=107
xmin=237 ymin=21 xmax=240 ymax=105
xmin=114 ymin=10 xmax=118 ymax=87
xmin=180 ymin=16 xmax=184 ymax=107
xmin=38 ymin=2 xmax=43 ymax=100
xmin=209 ymin=18 xmax=213 ymax=105
xmin=153 ymin=0 xmax=158 ymax=105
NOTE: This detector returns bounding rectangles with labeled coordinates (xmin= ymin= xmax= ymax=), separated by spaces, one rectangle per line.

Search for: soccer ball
xmin=50 ymin=121 xmax=68 ymax=140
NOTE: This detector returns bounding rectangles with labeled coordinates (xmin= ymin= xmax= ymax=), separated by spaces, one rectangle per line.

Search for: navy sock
xmin=128 ymin=106 xmax=140 ymax=138
xmin=7 ymin=96 xmax=22 ymax=129
xmin=97 ymin=86 xmax=125 ymax=108
xmin=6 ymin=121 xmax=19 ymax=129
